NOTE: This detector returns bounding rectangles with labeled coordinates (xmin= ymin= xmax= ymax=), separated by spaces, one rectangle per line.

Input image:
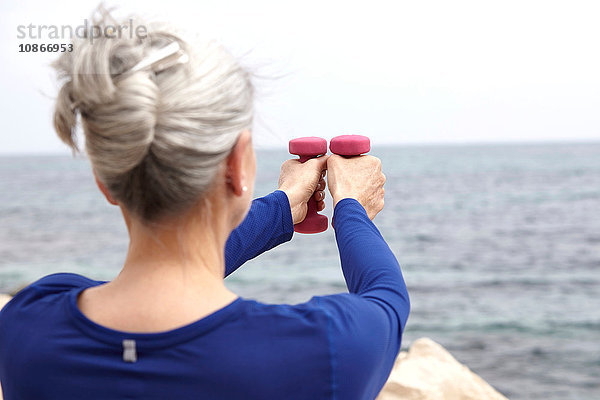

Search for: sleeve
xmin=224 ymin=190 xmax=295 ymax=277
xmin=314 ymin=198 xmax=410 ymax=400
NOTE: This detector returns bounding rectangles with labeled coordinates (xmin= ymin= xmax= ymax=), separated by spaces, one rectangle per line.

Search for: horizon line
xmin=1 ymin=137 xmax=599 ymax=157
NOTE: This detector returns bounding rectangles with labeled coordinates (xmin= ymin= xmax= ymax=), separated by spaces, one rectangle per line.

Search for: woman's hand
xmin=326 ymin=154 xmax=386 ymax=220
xmin=278 ymin=155 xmax=329 ymax=225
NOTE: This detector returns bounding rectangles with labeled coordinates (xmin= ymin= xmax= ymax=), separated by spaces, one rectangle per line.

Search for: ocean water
xmin=1 ymin=143 xmax=599 ymax=399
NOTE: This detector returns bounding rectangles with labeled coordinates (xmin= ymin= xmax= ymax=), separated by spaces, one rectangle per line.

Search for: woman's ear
xmin=225 ymin=130 xmax=251 ymax=196
xmin=93 ymin=171 xmax=118 ymax=205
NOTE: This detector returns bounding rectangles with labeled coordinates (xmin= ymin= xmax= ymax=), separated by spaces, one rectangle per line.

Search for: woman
xmin=0 ymin=9 xmax=409 ymax=400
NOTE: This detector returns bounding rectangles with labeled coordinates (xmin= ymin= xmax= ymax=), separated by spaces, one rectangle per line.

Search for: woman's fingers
xmin=316 ymin=178 xmax=326 ymax=191
xmin=317 ymin=200 xmax=325 ymax=212
xmin=314 ymin=190 xmax=325 ymax=201
xmin=314 ymin=178 xmax=326 ymax=210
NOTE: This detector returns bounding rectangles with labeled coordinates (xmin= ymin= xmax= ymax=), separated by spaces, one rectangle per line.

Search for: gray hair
xmin=53 ymin=7 xmax=254 ymax=222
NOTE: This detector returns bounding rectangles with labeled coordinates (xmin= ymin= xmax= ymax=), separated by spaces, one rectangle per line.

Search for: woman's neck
xmin=77 ymin=199 xmax=240 ymax=333
xmin=116 ymin=196 xmax=231 ymax=292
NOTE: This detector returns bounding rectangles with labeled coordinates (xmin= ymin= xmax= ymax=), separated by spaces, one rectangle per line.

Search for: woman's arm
xmin=314 ymin=198 xmax=410 ymax=399
xmin=224 ymin=190 xmax=294 ymax=277
xmin=225 ymin=156 xmax=328 ymax=277
xmin=333 ymin=199 xmax=410 ymax=330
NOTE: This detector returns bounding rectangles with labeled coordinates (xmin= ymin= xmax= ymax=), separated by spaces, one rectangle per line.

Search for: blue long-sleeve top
xmin=0 ymin=190 xmax=410 ymax=400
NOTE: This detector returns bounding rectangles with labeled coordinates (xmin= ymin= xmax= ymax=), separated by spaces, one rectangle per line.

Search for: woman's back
xmin=1 ymin=274 xmax=334 ymax=399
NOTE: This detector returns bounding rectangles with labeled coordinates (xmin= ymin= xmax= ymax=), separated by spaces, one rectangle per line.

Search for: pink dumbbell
xmin=329 ymin=135 xmax=371 ymax=228
xmin=329 ymin=135 xmax=371 ymax=157
xmin=289 ymin=137 xmax=328 ymax=234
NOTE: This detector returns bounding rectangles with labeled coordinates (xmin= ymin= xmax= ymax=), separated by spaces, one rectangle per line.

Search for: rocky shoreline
xmin=377 ymin=337 xmax=507 ymax=400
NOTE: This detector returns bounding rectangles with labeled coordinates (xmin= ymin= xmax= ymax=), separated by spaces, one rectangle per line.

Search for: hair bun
xmin=52 ymin=5 xmax=255 ymax=222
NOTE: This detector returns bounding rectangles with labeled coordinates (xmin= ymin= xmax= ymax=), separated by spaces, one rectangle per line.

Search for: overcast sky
xmin=0 ymin=0 xmax=599 ymax=154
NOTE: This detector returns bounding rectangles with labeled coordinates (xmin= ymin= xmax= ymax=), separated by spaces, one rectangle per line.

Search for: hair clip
xmin=116 ymin=42 xmax=189 ymax=78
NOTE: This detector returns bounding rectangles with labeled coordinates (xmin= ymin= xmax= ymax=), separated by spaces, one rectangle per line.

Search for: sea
xmin=0 ymin=142 xmax=599 ymax=399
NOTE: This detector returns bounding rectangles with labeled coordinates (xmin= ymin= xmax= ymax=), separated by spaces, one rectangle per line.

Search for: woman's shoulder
xmin=0 ymin=273 xmax=102 ymax=319
xmin=13 ymin=272 xmax=101 ymax=299
xmin=24 ymin=272 xmax=101 ymax=291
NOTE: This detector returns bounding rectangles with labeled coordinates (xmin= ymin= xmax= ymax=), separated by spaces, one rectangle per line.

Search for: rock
xmin=0 ymin=294 xmax=11 ymax=312
xmin=377 ymin=338 xmax=508 ymax=400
